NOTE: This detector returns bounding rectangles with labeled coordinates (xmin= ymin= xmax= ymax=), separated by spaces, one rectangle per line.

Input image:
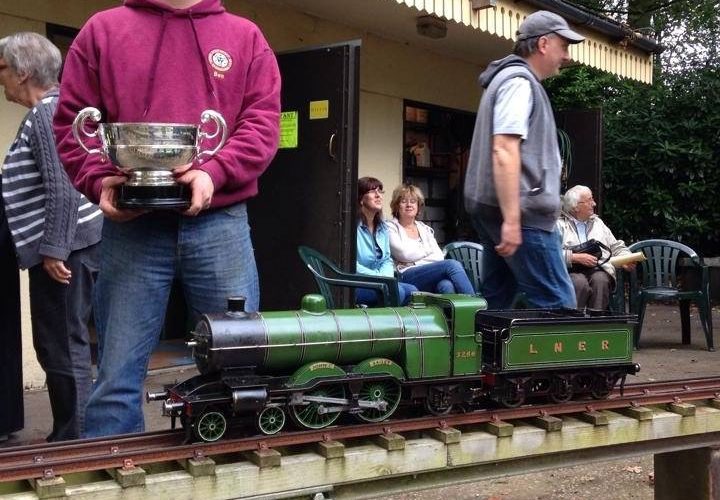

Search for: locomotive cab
xmin=408 ymin=293 xmax=488 ymax=377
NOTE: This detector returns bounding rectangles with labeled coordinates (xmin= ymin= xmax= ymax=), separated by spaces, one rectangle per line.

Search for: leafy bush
xmin=546 ymin=65 xmax=720 ymax=255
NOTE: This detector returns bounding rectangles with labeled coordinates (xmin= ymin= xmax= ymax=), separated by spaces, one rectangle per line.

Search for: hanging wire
xmin=557 ymin=128 xmax=573 ymax=192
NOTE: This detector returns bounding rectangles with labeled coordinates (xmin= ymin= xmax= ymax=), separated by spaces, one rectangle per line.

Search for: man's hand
xmin=496 ymin=220 xmax=522 ymax=257
xmin=176 ymin=169 xmax=214 ymax=216
xmin=43 ymin=257 xmax=72 ymax=284
xmin=99 ymin=175 xmax=147 ymax=222
xmin=172 ymin=162 xmax=193 ymax=177
xmin=572 ymin=252 xmax=598 ymax=267
xmin=622 ymin=262 xmax=637 ymax=272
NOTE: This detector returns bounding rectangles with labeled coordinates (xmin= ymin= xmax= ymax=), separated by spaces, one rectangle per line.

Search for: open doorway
xmin=402 ymin=100 xmax=476 ymax=246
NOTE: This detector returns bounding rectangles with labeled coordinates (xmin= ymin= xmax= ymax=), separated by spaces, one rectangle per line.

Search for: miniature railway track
xmin=3 ymin=376 xmax=720 ymax=483
xmin=0 ymin=430 xmax=185 ymax=473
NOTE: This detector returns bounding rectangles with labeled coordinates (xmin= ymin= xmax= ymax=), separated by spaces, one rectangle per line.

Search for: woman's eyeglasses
xmin=365 ymin=187 xmax=384 ymax=195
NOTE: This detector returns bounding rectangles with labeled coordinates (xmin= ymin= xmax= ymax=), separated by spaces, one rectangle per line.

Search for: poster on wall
xmin=279 ymin=111 xmax=298 ymax=149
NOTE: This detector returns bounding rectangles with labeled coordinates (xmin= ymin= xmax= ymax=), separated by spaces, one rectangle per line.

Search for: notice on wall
xmin=279 ymin=111 xmax=298 ymax=149
xmin=309 ymin=100 xmax=329 ymax=120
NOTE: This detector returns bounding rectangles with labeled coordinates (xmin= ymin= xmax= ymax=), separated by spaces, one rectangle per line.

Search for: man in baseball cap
xmin=464 ymin=11 xmax=584 ymax=310
xmin=517 ymin=10 xmax=585 ymax=43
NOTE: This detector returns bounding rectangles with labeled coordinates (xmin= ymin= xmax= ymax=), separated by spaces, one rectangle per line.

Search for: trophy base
xmin=118 ymin=184 xmax=190 ymax=209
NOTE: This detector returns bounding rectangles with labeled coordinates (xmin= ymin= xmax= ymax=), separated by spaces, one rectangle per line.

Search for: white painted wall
xmin=223 ymin=0 xmax=481 ymax=202
xmin=358 ymin=91 xmax=404 ymax=195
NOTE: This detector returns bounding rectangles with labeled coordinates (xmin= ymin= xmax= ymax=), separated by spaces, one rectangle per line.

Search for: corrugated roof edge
xmin=519 ymin=0 xmax=663 ymax=54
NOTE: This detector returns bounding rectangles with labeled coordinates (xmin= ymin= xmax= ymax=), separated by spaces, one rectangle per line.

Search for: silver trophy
xmin=72 ymin=107 xmax=227 ymax=209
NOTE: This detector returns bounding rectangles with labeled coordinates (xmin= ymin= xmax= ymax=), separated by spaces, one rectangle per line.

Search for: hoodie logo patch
xmin=208 ymin=49 xmax=233 ymax=78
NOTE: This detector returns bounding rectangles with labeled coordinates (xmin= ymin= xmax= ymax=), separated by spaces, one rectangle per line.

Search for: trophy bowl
xmin=73 ymin=108 xmax=227 ymax=209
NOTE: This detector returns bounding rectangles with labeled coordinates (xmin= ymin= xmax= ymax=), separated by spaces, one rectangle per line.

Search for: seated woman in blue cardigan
xmin=356 ymin=177 xmax=417 ymax=306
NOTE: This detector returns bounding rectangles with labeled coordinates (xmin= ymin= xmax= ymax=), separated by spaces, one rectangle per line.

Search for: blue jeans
xmin=356 ymin=281 xmax=417 ymax=306
xmin=473 ymin=219 xmax=576 ymax=310
xmin=84 ymin=203 xmax=259 ymax=437
xmin=400 ymin=260 xmax=475 ymax=294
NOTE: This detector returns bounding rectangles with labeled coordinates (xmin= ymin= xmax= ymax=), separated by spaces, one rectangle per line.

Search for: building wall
xmin=225 ymin=0 xmax=482 ymax=186
xmin=0 ymin=0 xmax=482 ymax=387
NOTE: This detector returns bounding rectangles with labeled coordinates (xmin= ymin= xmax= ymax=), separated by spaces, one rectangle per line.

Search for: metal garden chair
xmin=627 ymin=239 xmax=714 ymax=351
xmin=297 ymin=246 xmax=401 ymax=308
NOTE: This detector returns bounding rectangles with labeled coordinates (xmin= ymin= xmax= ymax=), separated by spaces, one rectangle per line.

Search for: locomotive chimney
xmin=227 ymin=296 xmax=246 ymax=312
xmin=226 ymin=296 xmax=248 ymax=318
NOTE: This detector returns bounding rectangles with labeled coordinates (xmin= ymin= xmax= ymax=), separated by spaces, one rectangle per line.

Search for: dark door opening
xmin=555 ymin=109 xmax=604 ymax=213
xmin=248 ymin=42 xmax=360 ymax=311
xmin=402 ymin=100 xmax=477 ymax=246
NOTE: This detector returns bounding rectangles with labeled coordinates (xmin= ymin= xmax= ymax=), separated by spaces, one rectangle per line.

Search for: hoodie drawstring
xmin=142 ymin=9 xmax=218 ymax=117
xmin=188 ymin=11 xmax=217 ymax=105
xmin=143 ymin=11 xmax=169 ymax=117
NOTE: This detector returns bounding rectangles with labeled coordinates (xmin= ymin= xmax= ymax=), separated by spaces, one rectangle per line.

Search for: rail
xmin=2 ymin=377 xmax=720 ymax=498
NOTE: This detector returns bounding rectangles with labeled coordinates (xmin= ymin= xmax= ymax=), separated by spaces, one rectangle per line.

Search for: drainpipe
xmin=515 ymin=0 xmax=662 ymax=53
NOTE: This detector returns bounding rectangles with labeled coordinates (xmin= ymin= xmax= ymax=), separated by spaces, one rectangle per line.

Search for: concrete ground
xmin=2 ymin=303 xmax=718 ymax=499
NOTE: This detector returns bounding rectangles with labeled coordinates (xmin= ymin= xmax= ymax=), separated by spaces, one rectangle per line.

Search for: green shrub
xmin=546 ymin=65 xmax=720 ymax=255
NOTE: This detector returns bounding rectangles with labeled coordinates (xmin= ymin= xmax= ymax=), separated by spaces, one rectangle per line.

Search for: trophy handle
xmin=72 ymin=107 xmax=105 ymax=157
xmin=196 ymin=110 xmax=228 ymax=161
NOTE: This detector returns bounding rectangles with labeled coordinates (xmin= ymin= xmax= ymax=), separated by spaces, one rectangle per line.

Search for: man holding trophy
xmin=53 ymin=0 xmax=281 ymax=438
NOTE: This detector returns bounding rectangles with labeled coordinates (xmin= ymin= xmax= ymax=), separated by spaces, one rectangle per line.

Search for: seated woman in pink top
xmin=386 ymin=184 xmax=474 ymax=295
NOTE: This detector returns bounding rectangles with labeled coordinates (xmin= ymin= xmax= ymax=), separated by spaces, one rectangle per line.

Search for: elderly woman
xmin=387 ymin=184 xmax=474 ymax=295
xmin=557 ymin=185 xmax=634 ymax=311
xmin=356 ymin=177 xmax=418 ymax=306
xmin=0 ymin=33 xmax=102 ymax=441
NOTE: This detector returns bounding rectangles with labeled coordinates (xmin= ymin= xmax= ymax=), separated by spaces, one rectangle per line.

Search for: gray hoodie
xmin=464 ymin=55 xmax=563 ymax=237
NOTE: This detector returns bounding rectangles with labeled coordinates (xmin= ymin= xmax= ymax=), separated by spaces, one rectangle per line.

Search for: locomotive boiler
xmin=148 ymin=293 xmax=639 ymax=442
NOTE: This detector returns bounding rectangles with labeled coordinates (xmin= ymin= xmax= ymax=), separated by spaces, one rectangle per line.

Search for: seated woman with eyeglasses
xmin=387 ymin=184 xmax=475 ymax=295
xmin=356 ymin=177 xmax=418 ymax=306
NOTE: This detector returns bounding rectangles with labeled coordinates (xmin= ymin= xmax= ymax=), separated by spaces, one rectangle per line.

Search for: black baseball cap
xmin=516 ymin=11 xmax=585 ymax=43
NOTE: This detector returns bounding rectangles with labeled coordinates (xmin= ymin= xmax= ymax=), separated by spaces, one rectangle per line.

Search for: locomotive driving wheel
xmin=356 ymin=380 xmax=401 ymax=423
xmin=257 ymin=406 xmax=286 ymax=435
xmin=194 ymin=410 xmax=227 ymax=442
xmin=290 ymin=384 xmax=346 ymax=430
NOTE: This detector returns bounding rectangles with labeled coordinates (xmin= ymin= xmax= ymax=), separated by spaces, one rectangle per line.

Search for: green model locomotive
xmin=147 ymin=294 xmax=639 ymax=442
